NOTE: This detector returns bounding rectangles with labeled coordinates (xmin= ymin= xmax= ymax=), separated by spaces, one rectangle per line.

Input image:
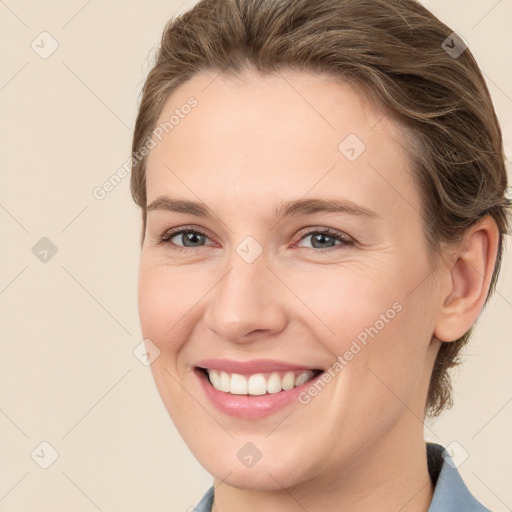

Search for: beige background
xmin=1 ymin=0 xmax=511 ymax=510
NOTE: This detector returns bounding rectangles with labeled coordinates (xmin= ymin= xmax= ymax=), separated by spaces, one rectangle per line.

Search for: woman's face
xmin=138 ymin=70 xmax=443 ymax=491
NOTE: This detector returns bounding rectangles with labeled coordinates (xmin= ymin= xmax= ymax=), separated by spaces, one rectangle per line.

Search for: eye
xmin=157 ymin=226 xmax=213 ymax=252
xmin=155 ymin=226 xmax=354 ymax=253
xmin=295 ymin=228 xmax=354 ymax=250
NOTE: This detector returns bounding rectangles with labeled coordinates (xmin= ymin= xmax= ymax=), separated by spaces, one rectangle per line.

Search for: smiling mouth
xmin=196 ymin=367 xmax=323 ymax=396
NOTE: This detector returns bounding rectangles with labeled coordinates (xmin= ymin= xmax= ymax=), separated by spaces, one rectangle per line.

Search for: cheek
xmin=138 ymin=264 xmax=201 ymax=356
xmin=287 ymin=263 xmax=401 ymax=345
xmin=337 ymin=291 xmax=434 ymax=422
xmin=295 ymin=262 xmax=432 ymax=403
xmin=138 ymin=265 xmax=203 ymax=421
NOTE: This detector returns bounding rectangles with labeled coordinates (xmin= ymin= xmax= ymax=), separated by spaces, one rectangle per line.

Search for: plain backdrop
xmin=1 ymin=0 xmax=511 ymax=510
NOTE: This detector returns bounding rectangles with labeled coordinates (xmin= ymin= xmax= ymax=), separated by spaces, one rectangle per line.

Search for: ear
xmin=434 ymin=215 xmax=500 ymax=343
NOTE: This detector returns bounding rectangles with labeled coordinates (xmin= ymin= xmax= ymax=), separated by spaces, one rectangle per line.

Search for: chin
xmin=192 ymin=438 xmax=312 ymax=492
xmin=211 ymin=463 xmax=303 ymax=492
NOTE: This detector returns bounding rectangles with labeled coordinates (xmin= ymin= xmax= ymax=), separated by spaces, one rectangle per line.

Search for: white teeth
xmin=220 ymin=371 xmax=230 ymax=392
xmin=294 ymin=372 xmax=310 ymax=386
xmin=281 ymin=372 xmax=295 ymax=391
xmin=230 ymin=373 xmax=248 ymax=395
xmin=248 ymin=374 xmax=267 ymax=395
xmin=209 ymin=369 xmax=221 ymax=389
xmin=267 ymin=372 xmax=282 ymax=394
xmin=206 ymin=369 xmax=316 ymax=395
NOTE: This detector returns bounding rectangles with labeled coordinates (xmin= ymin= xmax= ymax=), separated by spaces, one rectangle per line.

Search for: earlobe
xmin=434 ymin=216 xmax=499 ymax=343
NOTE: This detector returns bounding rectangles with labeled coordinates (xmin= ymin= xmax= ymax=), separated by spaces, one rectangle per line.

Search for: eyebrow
xmin=146 ymin=196 xmax=379 ymax=220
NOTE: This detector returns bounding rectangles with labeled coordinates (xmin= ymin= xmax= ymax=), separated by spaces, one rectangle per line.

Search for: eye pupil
xmin=183 ymin=232 xmax=205 ymax=247
xmin=311 ymin=233 xmax=335 ymax=249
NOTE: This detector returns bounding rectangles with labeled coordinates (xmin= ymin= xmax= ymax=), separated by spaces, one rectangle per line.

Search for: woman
xmin=130 ymin=0 xmax=510 ymax=510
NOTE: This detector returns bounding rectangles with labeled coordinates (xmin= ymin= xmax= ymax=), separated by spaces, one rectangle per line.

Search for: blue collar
xmin=193 ymin=443 xmax=490 ymax=511
xmin=426 ymin=442 xmax=491 ymax=511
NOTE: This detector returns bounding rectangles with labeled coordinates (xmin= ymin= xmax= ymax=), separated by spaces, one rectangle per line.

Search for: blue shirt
xmin=193 ymin=443 xmax=491 ymax=511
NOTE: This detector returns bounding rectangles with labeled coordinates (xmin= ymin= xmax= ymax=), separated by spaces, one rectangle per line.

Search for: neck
xmin=211 ymin=419 xmax=434 ymax=512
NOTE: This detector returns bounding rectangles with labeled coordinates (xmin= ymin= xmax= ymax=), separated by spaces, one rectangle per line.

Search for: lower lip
xmin=195 ymin=368 xmax=323 ymax=419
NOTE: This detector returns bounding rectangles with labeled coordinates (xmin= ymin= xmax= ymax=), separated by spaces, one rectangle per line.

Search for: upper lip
xmin=195 ymin=358 xmax=322 ymax=375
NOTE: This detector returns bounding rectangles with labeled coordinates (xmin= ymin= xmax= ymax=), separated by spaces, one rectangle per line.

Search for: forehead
xmin=145 ymin=70 xmax=419 ymax=220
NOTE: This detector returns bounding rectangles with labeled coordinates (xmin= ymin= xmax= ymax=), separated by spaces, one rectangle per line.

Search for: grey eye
xmin=171 ymin=231 xmax=207 ymax=247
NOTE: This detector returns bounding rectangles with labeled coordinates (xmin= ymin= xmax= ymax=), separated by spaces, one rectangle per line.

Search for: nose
xmin=202 ymin=251 xmax=288 ymax=344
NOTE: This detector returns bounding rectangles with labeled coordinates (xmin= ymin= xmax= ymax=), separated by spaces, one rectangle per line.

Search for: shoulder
xmin=427 ymin=442 xmax=492 ymax=512
xmin=193 ymin=486 xmax=214 ymax=512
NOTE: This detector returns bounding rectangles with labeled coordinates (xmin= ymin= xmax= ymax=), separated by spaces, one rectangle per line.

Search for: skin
xmin=137 ymin=69 xmax=499 ymax=512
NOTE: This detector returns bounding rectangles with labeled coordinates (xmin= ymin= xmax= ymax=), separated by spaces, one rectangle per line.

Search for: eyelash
xmin=155 ymin=225 xmax=355 ymax=253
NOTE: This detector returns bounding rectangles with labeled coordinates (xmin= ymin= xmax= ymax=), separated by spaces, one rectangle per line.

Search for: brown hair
xmin=130 ymin=0 xmax=511 ymax=418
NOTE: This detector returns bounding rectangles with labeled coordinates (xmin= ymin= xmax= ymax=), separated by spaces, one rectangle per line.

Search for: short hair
xmin=130 ymin=0 xmax=511 ymax=418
